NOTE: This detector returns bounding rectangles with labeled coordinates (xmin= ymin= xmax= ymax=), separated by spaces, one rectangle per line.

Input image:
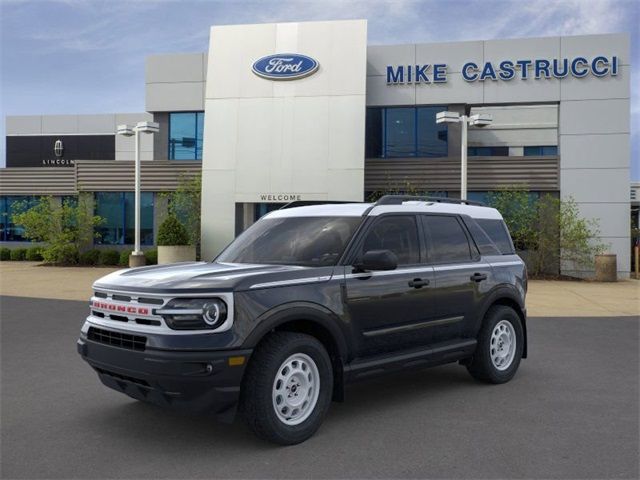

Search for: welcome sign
xmin=386 ymin=55 xmax=620 ymax=84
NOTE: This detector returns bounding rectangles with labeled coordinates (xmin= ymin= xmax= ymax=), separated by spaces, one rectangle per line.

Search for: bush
xmin=12 ymin=195 xmax=104 ymax=265
xmin=118 ymin=250 xmax=130 ymax=267
xmin=144 ymin=249 xmax=158 ymax=265
xmin=42 ymin=244 xmax=79 ymax=265
xmin=157 ymin=214 xmax=189 ymax=246
xmin=98 ymin=249 xmax=120 ymax=266
xmin=10 ymin=248 xmax=27 ymax=261
xmin=25 ymin=246 xmax=43 ymax=261
xmin=0 ymin=248 xmax=10 ymax=261
xmin=79 ymin=249 xmax=101 ymax=266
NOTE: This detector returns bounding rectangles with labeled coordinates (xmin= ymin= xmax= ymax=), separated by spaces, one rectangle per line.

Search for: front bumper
xmin=77 ymin=335 xmax=252 ymax=423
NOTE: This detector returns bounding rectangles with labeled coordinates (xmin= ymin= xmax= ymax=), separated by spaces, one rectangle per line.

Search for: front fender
xmin=241 ymin=301 xmax=352 ymax=361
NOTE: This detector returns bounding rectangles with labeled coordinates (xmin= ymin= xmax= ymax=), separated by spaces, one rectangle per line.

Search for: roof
xmin=264 ymin=201 xmax=503 ymax=220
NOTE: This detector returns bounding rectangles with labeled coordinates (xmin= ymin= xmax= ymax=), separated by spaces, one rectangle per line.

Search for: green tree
xmin=157 ymin=214 xmax=189 ymax=246
xmin=163 ymin=173 xmax=201 ymax=246
xmin=487 ymin=188 xmax=606 ymax=277
xmin=12 ymin=195 xmax=104 ymax=265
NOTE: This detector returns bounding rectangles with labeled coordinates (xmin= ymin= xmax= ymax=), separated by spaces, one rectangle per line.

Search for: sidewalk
xmin=0 ymin=261 xmax=638 ymax=317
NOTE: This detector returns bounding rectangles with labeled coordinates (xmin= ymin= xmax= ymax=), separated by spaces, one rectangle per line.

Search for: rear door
xmin=420 ymin=214 xmax=492 ymax=342
xmin=343 ymin=214 xmax=436 ymax=356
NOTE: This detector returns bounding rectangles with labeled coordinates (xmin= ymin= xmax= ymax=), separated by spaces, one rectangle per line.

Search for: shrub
xmin=99 ymin=249 xmax=120 ymax=266
xmin=118 ymin=250 xmax=129 ymax=266
xmin=144 ymin=249 xmax=158 ymax=265
xmin=0 ymin=248 xmax=10 ymax=261
xmin=162 ymin=173 xmax=202 ymax=246
xmin=157 ymin=214 xmax=190 ymax=246
xmin=25 ymin=246 xmax=43 ymax=261
xmin=10 ymin=248 xmax=27 ymax=261
xmin=42 ymin=244 xmax=79 ymax=265
xmin=79 ymin=249 xmax=101 ymax=266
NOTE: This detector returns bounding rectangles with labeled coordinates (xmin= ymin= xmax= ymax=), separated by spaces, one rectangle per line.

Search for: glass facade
xmin=468 ymin=146 xmax=509 ymax=156
xmin=524 ymin=146 xmax=558 ymax=156
xmin=365 ymin=107 xmax=448 ymax=158
xmin=94 ymin=192 xmax=154 ymax=245
xmin=0 ymin=196 xmax=37 ymax=242
xmin=168 ymin=112 xmax=204 ymax=160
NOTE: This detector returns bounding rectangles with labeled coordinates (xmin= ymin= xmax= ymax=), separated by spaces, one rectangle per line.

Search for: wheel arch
xmin=242 ymin=302 xmax=350 ymax=401
xmin=479 ymin=287 xmax=528 ymax=358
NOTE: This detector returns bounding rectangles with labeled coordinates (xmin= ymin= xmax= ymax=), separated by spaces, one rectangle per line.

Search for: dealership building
xmin=0 ymin=20 xmax=633 ymax=277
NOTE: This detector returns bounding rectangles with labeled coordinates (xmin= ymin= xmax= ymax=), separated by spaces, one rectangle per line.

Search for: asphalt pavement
xmin=1 ymin=295 xmax=638 ymax=479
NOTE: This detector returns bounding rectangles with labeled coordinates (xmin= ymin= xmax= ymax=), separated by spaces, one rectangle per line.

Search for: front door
xmin=343 ymin=214 xmax=436 ymax=357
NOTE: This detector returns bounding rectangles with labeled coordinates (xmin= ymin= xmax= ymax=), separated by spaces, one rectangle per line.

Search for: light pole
xmin=436 ymin=111 xmax=492 ymax=200
xmin=116 ymin=121 xmax=159 ymax=267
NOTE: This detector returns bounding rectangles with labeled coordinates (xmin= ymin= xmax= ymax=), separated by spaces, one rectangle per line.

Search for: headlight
xmin=157 ymin=298 xmax=228 ymax=330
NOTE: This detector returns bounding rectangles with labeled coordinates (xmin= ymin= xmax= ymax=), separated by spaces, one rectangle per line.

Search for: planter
xmin=594 ymin=253 xmax=617 ymax=282
xmin=158 ymin=245 xmax=196 ymax=265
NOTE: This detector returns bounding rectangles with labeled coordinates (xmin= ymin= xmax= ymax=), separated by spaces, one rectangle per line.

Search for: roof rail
xmin=373 ymin=195 xmax=485 ymax=207
xmin=279 ymin=200 xmax=363 ymax=210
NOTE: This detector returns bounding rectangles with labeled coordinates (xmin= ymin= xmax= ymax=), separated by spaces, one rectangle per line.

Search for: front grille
xmin=87 ymin=327 xmax=146 ymax=351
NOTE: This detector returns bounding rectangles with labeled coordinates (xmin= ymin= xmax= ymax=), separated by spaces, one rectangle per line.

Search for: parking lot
xmin=1 ymin=295 xmax=638 ymax=479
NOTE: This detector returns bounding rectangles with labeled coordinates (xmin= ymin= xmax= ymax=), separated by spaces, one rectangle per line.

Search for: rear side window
xmin=476 ymin=219 xmax=515 ymax=254
xmin=422 ymin=215 xmax=472 ymax=263
xmin=361 ymin=216 xmax=420 ymax=265
xmin=462 ymin=217 xmax=501 ymax=256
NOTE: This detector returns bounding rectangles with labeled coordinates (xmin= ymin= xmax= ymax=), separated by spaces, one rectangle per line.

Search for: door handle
xmin=470 ymin=272 xmax=488 ymax=282
xmin=408 ymin=278 xmax=430 ymax=288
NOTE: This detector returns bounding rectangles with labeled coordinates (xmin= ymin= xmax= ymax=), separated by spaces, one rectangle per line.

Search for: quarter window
xmin=422 ymin=215 xmax=472 ymax=263
xmin=361 ymin=216 xmax=420 ymax=265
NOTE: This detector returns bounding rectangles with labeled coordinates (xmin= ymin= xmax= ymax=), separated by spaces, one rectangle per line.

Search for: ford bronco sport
xmin=78 ymin=195 xmax=527 ymax=445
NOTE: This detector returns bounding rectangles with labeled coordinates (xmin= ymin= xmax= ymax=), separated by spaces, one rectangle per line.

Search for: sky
xmin=1 ymin=0 xmax=638 ymax=178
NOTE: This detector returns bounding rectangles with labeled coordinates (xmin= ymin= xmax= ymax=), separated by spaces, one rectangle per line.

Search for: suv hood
xmin=93 ymin=261 xmax=314 ymax=294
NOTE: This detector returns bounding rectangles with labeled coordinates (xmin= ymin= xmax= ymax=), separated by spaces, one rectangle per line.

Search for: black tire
xmin=240 ymin=331 xmax=333 ymax=445
xmin=467 ymin=305 xmax=524 ymax=384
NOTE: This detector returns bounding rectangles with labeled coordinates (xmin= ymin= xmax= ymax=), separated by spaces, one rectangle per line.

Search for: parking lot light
xmin=436 ymin=110 xmax=492 ymax=200
xmin=116 ymin=121 xmax=159 ymax=266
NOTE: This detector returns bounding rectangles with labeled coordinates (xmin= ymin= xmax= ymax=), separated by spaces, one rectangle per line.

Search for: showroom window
xmin=365 ymin=107 xmax=448 ymax=158
xmin=94 ymin=192 xmax=154 ymax=245
xmin=0 ymin=196 xmax=37 ymax=242
xmin=523 ymin=146 xmax=558 ymax=156
xmin=467 ymin=146 xmax=509 ymax=156
xmin=168 ymin=112 xmax=204 ymax=160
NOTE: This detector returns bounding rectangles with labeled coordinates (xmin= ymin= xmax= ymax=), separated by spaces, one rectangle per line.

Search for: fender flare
xmin=476 ymin=284 xmax=528 ymax=358
xmin=242 ymin=301 xmax=351 ymax=362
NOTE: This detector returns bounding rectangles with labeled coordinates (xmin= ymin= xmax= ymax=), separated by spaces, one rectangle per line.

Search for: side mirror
xmin=356 ymin=249 xmax=398 ymax=272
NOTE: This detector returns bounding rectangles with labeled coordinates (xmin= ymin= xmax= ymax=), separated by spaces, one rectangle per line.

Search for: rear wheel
xmin=467 ymin=305 xmax=524 ymax=384
xmin=240 ymin=331 xmax=333 ymax=445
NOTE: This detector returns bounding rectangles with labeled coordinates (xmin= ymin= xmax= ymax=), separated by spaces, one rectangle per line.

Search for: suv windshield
xmin=217 ymin=216 xmax=363 ymax=267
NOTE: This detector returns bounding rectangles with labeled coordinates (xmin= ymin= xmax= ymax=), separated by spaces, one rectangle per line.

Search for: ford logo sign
xmin=252 ymin=54 xmax=319 ymax=80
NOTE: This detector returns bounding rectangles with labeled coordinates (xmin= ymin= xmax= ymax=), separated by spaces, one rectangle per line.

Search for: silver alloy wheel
xmin=490 ymin=320 xmax=517 ymax=371
xmin=272 ymin=353 xmax=320 ymax=426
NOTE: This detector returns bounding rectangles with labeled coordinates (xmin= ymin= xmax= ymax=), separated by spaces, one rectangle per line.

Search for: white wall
xmin=200 ymin=20 xmax=368 ymax=259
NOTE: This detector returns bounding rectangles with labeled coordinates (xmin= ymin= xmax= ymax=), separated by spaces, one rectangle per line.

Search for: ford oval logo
xmin=252 ymin=54 xmax=319 ymax=80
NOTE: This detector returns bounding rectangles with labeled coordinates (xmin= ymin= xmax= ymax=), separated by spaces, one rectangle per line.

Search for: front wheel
xmin=467 ymin=305 xmax=524 ymax=384
xmin=240 ymin=331 xmax=333 ymax=445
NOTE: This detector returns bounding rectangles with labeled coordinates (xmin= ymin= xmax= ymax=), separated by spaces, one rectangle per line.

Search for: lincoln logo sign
xmin=386 ymin=55 xmax=620 ymax=84
xmin=54 ymin=139 xmax=63 ymax=158
xmin=252 ymin=54 xmax=319 ymax=80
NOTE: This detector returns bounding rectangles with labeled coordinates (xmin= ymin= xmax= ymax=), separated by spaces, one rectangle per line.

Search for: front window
xmin=168 ymin=112 xmax=204 ymax=160
xmin=217 ymin=216 xmax=362 ymax=267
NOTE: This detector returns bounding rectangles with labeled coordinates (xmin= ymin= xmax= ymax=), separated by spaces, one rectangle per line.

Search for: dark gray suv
xmin=78 ymin=195 xmax=527 ymax=445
